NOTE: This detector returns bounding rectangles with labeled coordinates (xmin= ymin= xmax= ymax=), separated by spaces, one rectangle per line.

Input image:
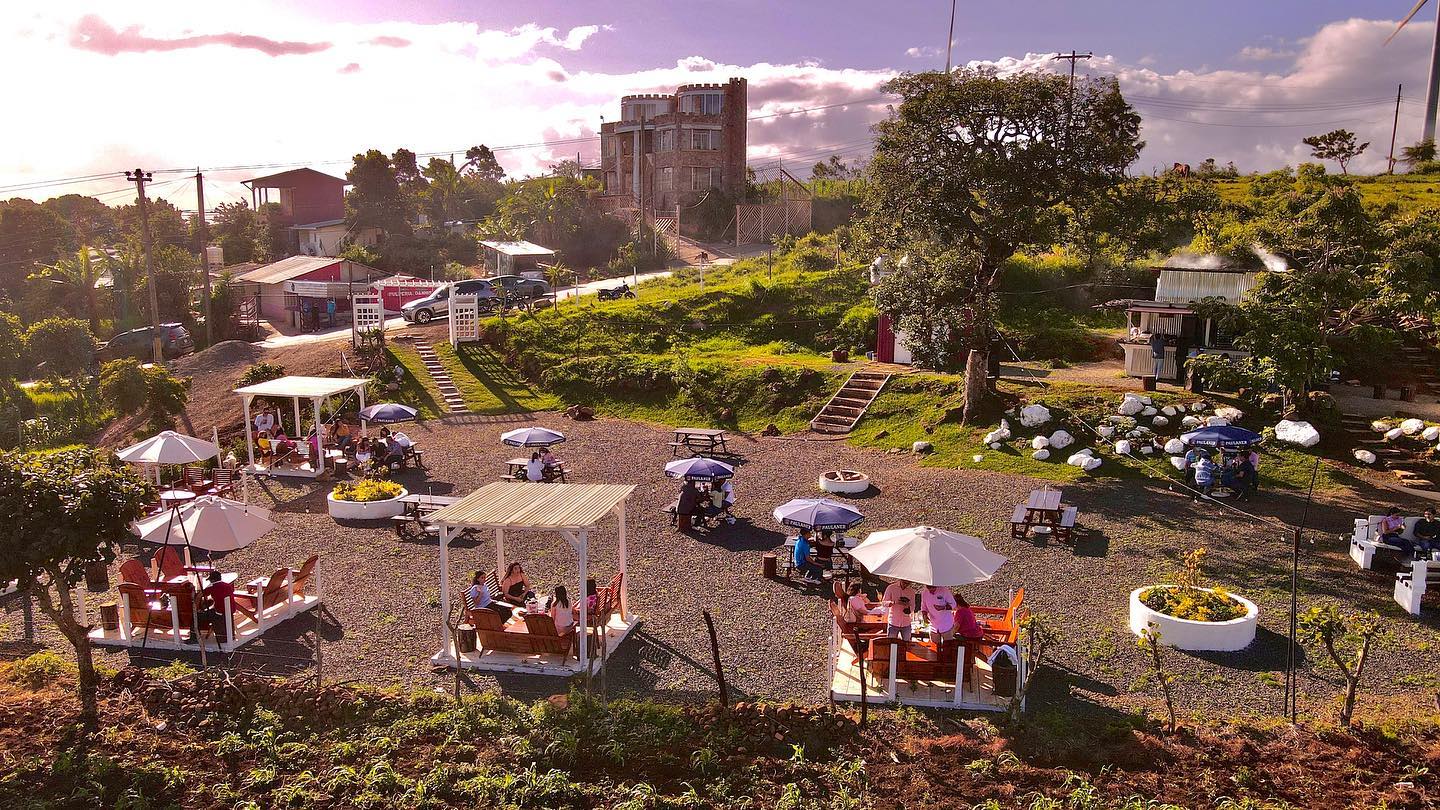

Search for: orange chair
xmin=152 ymin=546 xmax=187 ymax=581
xmin=288 ymin=555 xmax=319 ymax=600
xmin=233 ymin=568 xmax=291 ymax=625
xmin=119 ymin=559 xmax=152 ymax=588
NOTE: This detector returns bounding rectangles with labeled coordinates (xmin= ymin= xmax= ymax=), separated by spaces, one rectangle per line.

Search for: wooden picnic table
xmin=1011 ymin=488 xmax=1080 ymax=542
xmin=502 ymin=457 xmax=569 ymax=482
xmin=671 ymin=427 xmax=730 ymax=457
xmin=1025 ymin=488 xmax=1063 ymax=523
xmin=392 ymin=494 xmax=463 ymax=539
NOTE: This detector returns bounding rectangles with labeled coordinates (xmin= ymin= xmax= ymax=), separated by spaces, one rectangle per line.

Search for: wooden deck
xmin=88 ymin=592 xmax=323 ymax=654
xmin=430 ymin=613 xmax=640 ymax=676
xmin=827 ymin=632 xmax=1017 ymax=712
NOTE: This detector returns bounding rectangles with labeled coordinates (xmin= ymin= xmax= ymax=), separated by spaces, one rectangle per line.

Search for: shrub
xmin=7 ymin=650 xmax=74 ymax=689
xmin=332 ymin=478 xmax=404 ymax=502
xmin=1142 ymin=548 xmax=1248 ymax=622
xmin=239 ymin=361 xmax=286 ymax=387
xmin=98 ymin=359 xmax=149 ymax=412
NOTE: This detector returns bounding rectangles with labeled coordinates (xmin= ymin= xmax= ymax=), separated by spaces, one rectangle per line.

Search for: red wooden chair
xmin=288 ymin=555 xmax=319 ymax=600
xmin=119 ymin=559 xmax=152 ymax=588
xmin=153 ymin=546 xmax=187 ymax=581
xmin=233 ymin=568 xmax=291 ymax=625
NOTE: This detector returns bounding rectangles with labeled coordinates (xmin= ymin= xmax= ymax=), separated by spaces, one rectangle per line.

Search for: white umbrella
xmin=132 ymin=496 xmax=275 ymax=552
xmin=117 ymin=430 xmax=220 ymax=465
xmin=847 ymin=526 xmax=1007 ymax=588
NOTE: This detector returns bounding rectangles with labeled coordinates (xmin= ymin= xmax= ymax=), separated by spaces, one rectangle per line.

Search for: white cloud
xmin=1236 ymin=45 xmax=1296 ymax=62
xmin=906 ymin=45 xmax=941 ymax=59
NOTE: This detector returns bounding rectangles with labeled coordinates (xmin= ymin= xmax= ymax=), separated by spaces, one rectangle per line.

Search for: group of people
xmin=463 ymin=562 xmax=606 ymax=637
xmin=251 ymin=406 xmax=414 ymax=475
xmin=1379 ymin=506 xmax=1440 ymax=560
xmin=675 ymin=477 xmax=736 ymax=531
xmin=523 ymin=448 xmax=564 ymax=482
xmin=1185 ymin=445 xmax=1260 ymax=501
xmin=790 ymin=527 xmax=847 ymax=585
xmin=843 ymin=579 xmax=986 ymax=644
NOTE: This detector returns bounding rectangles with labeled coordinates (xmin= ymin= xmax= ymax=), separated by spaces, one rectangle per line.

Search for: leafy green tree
xmin=1301 ymin=129 xmax=1369 ymax=175
xmin=873 ymin=247 xmax=990 ymax=373
xmin=0 ymin=311 xmax=24 ymax=381
xmin=0 ymin=448 xmax=153 ymax=725
xmin=24 ymin=317 xmax=94 ymax=381
xmin=1401 ymin=138 xmax=1436 ymax=170
xmin=1297 ymin=605 xmax=1382 ymax=728
xmin=861 ymin=68 xmax=1142 ymax=421
xmin=29 ymin=247 xmax=103 ymax=333
xmin=1066 ymin=174 xmax=1222 ymax=265
xmin=42 ymin=194 xmax=117 ymax=245
xmin=257 ymin=202 xmax=291 ymax=261
xmin=98 ymin=358 xmax=148 ymax=412
xmin=0 ymin=199 xmax=74 ymax=295
xmin=210 ymin=200 xmax=260 ymax=265
xmin=117 ymin=197 xmax=188 ymax=249
xmin=346 ymin=149 xmax=413 ymax=235
xmin=421 ymin=158 xmax=463 ymax=226
xmin=339 ymin=242 xmax=382 ymax=266
xmin=463 ymin=144 xmax=506 ymax=183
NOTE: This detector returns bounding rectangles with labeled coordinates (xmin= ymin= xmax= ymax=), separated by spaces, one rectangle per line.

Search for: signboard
xmin=374 ymin=277 xmax=444 ymax=313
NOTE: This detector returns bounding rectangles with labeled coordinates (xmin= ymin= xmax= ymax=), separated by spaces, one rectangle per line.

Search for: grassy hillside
xmin=1215 ymin=172 xmax=1440 ymax=212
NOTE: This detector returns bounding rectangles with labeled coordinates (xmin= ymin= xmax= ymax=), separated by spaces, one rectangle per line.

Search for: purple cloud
xmin=339 ymin=62 xmax=361 ymax=74
xmin=367 ymin=36 xmax=411 ymax=48
xmin=70 ymin=15 xmax=331 ymax=57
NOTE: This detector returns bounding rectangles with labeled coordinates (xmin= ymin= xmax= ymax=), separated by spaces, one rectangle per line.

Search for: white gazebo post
xmin=495 ymin=528 xmax=506 ymax=581
xmin=577 ymin=529 xmax=589 ymax=666
xmin=357 ymin=383 xmax=367 ymax=438
xmin=311 ymin=395 xmax=324 ymax=475
xmin=291 ymin=398 xmax=302 ymax=444
xmin=242 ymin=395 xmax=256 ymax=468
xmin=616 ymin=503 xmax=628 ymax=618
xmin=954 ymin=645 xmax=966 ymax=706
xmin=438 ymin=524 xmax=453 ymax=659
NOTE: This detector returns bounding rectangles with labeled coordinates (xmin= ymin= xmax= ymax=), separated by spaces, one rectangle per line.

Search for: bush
xmin=332 ymin=478 xmax=404 ymax=502
xmin=7 ymin=650 xmax=74 ymax=689
xmin=1411 ymin=159 xmax=1440 ymax=175
xmin=98 ymin=359 xmax=149 ymax=412
xmin=239 ymin=361 xmax=286 ymax=387
xmin=1140 ymin=585 xmax=1247 ymax=622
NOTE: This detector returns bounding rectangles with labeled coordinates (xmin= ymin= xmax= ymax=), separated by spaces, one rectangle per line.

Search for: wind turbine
xmin=1388 ymin=0 xmax=1440 ymax=142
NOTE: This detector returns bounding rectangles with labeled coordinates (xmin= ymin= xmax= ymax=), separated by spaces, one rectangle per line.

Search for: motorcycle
xmin=598 ymin=283 xmax=637 ymax=301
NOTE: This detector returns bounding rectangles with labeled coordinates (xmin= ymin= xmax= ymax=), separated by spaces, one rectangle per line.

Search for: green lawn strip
xmin=384 ymin=345 xmax=446 ymax=420
xmin=1216 ymin=173 xmax=1440 ymax=213
xmin=433 ymin=341 xmax=558 ymax=415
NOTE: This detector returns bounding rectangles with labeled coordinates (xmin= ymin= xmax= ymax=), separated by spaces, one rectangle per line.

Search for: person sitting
xmin=549 ymin=585 xmax=575 ymax=637
xmin=541 ymin=448 xmax=561 ymax=480
xmin=256 ymin=430 xmax=273 ymax=461
xmin=1379 ymin=507 xmax=1413 ymax=556
xmin=500 ymin=562 xmax=534 ymax=604
xmin=793 ymin=529 xmax=824 ymax=585
xmin=1192 ymin=455 xmax=1217 ymax=500
xmin=953 ymin=593 xmax=985 ymax=642
xmin=676 ymin=480 xmax=702 ymax=530
xmin=333 ymin=421 xmax=354 ymax=452
xmin=921 ymin=584 xmax=959 ymax=642
xmin=354 ymin=437 xmax=373 ymax=468
xmin=815 ymin=530 xmax=836 ymax=570
xmin=1414 ymin=508 xmax=1440 ymax=558
xmin=187 ymin=571 xmax=236 ymax=644
xmin=584 ymin=578 xmax=600 ymax=615
xmin=381 ymin=436 xmax=406 ymax=470
xmin=1183 ymin=446 xmax=1206 ymax=487
xmin=390 ymin=429 xmax=415 ymax=458
xmin=466 ymin=570 xmax=511 ymax=620
xmin=525 ymin=452 xmax=546 ymax=483
xmin=717 ymin=477 xmax=735 ymax=510
xmin=843 ymin=582 xmax=885 ymax=625
xmin=881 ymin=579 xmax=917 ymax=640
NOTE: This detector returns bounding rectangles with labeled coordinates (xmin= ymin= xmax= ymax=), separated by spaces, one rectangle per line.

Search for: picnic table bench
xmin=500 ymin=457 xmax=569 ymax=482
xmin=780 ymin=534 xmax=860 ymax=583
xmin=670 ymin=427 xmax=731 ymax=457
xmin=1009 ymin=488 xmax=1079 ymax=542
xmin=391 ymin=494 xmax=464 ymax=539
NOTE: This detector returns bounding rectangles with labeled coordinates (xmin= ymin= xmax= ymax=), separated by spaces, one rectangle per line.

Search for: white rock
xmin=1118 ymin=395 xmax=1145 ymax=416
xmin=1423 ymin=426 xmax=1440 ymax=442
xmin=1401 ymin=418 xmax=1426 ymax=436
xmin=1031 ymin=435 xmax=1050 ymax=450
xmin=1215 ymin=406 xmax=1244 ymax=421
xmin=1031 ymin=448 xmax=1050 ymax=461
xmin=1127 ymin=430 xmax=1142 ymax=438
xmin=913 ymin=440 xmax=933 ymax=453
xmin=1170 ymin=456 xmax=1188 ymax=471
xmin=1114 ymin=440 xmax=1133 ymax=455
xmin=1371 ymin=420 xmax=1392 ymax=433
xmin=1142 ymin=407 xmax=1158 ymax=417
xmin=1140 ymin=445 xmax=1155 ymax=455
xmin=1190 ymin=402 xmax=1208 ymax=412
xmin=1164 ymin=438 xmax=1186 ymax=454
xmin=1019 ymin=404 xmax=1052 ymax=428
xmin=1206 ymin=416 xmax=1230 ymax=427
xmin=1140 ymin=396 xmax=1153 ymax=405
xmin=1181 ymin=416 xmax=1202 ymax=429
xmin=982 ymin=419 xmax=1012 ymax=445
xmin=1274 ymin=419 xmax=1320 ymax=448
xmin=1354 ymin=449 xmax=1377 ymax=465
xmin=988 ymin=442 xmax=1002 ymax=450
xmin=1161 ymin=406 xmax=1178 ymax=417
xmin=973 ymin=454 xmax=984 ymax=463
xmin=1152 ymin=415 xmax=1170 ymax=428
xmin=1048 ymin=429 xmax=1075 ymax=449
xmin=1385 ymin=428 xmax=1405 ymax=441
xmin=1082 ymin=457 xmax=1103 ymax=471
xmin=1097 ymin=425 xmax=1115 ymax=438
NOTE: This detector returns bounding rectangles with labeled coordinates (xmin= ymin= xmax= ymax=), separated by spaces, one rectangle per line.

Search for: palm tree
xmin=421 ymin=159 xmax=463 ymax=225
xmin=30 ymin=247 xmax=102 ymax=333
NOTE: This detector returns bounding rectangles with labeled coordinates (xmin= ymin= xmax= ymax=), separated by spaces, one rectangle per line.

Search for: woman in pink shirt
xmin=844 ymin=582 xmax=885 ymax=624
xmin=953 ymin=593 xmax=985 ymax=642
xmin=921 ymin=585 xmax=958 ymax=641
xmin=881 ymin=580 xmax=917 ymax=640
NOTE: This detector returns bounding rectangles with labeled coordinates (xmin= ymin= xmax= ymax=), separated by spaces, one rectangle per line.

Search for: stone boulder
xmin=1274 ymin=420 xmax=1320 ymax=448
xmin=1019 ymin=405 xmax=1052 ymax=428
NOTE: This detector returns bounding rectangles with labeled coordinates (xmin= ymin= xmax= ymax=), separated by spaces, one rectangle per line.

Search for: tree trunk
xmin=32 ymin=578 xmax=100 ymax=726
xmin=961 ymin=347 xmax=990 ymax=424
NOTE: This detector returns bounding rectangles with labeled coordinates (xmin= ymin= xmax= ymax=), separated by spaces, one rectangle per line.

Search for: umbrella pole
xmin=175 ymin=516 xmax=207 ymax=668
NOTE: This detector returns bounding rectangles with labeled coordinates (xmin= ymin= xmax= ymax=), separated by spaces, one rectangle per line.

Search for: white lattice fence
xmin=735 ymin=201 xmax=812 ymax=245
xmin=352 ymin=293 xmax=384 ymax=336
xmin=449 ymin=294 xmax=479 ymax=347
xmin=652 ymin=215 xmax=678 ymax=236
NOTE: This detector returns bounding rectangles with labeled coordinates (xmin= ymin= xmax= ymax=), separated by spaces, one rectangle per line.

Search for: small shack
xmin=479 ymin=240 xmax=556 ymax=278
xmin=231 ymin=256 xmax=389 ymax=330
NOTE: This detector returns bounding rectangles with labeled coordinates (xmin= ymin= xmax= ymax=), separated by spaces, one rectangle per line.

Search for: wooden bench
xmin=1009 ymin=504 xmax=1030 ymax=539
xmin=1054 ymin=506 xmax=1079 ymax=543
xmin=1395 ymin=559 xmax=1440 ymax=615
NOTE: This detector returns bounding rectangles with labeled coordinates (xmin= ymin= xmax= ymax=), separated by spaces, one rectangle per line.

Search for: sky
xmin=2 ymin=1 xmax=1439 ymax=211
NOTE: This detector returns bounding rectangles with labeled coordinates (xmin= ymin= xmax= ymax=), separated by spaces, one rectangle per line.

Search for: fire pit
xmin=818 ymin=470 xmax=871 ymax=495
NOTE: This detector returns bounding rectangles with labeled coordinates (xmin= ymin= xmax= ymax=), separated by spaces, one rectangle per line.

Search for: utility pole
xmin=1388 ymin=84 xmax=1404 ymax=174
xmin=1427 ymin=2 xmax=1440 ymax=144
xmin=1053 ymin=51 xmax=1093 ymax=147
xmin=195 ymin=169 xmax=213 ymax=346
xmin=126 ymin=168 xmax=163 ymax=363
xmin=944 ymin=0 xmax=957 ymax=73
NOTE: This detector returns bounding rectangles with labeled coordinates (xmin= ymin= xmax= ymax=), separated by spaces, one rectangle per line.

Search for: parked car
xmin=490 ymin=275 xmax=552 ymax=302
xmin=400 ymin=279 xmax=497 ymax=324
xmin=97 ymin=323 xmax=194 ymax=361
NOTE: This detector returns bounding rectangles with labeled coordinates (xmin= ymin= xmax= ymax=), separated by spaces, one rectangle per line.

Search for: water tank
xmin=205 ymin=245 xmax=223 ymax=269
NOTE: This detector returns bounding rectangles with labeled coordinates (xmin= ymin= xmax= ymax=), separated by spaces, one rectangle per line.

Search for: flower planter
xmin=1127 ymin=586 xmax=1258 ymax=652
xmin=819 ymin=470 xmax=871 ymax=495
xmin=326 ymin=487 xmax=409 ymax=520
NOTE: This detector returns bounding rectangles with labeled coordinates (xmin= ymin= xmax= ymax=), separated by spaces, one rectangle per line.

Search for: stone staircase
xmin=1400 ymin=344 xmax=1440 ymax=395
xmin=811 ymin=370 xmax=891 ymax=434
xmin=414 ymin=341 xmax=469 ymax=415
xmin=1342 ymin=412 xmax=1436 ymax=491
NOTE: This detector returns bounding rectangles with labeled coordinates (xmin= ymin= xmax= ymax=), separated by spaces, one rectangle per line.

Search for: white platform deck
xmin=89 ymin=593 xmax=322 ymax=654
xmin=828 ymin=635 xmax=1016 ymax=712
xmin=430 ymin=614 xmax=640 ymax=676
xmin=245 ymin=462 xmax=323 ymax=480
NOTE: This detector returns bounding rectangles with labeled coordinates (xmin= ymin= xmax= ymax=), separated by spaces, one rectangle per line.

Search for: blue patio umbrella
xmin=1180 ymin=425 xmax=1262 ymax=450
xmin=500 ymin=426 xmax=567 ymax=447
xmin=772 ymin=498 xmax=866 ymax=531
xmin=664 ymin=456 xmax=734 ymax=481
xmin=359 ymin=403 xmax=418 ymax=424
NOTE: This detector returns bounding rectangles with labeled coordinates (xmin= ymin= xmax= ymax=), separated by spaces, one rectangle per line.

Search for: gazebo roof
xmin=427 ymin=481 xmax=635 ymax=530
xmin=234 ymin=375 xmax=370 ymax=399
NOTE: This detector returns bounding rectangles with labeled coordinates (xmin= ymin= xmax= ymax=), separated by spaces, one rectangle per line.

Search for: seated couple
xmin=1380 ymin=507 xmax=1440 ymax=559
xmin=791 ymin=528 xmax=843 ymax=584
xmin=465 ymin=563 xmax=576 ymax=632
xmin=524 ymin=449 xmax=562 ymax=482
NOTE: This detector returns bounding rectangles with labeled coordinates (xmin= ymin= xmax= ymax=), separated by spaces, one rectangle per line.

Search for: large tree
xmin=0 ymin=199 xmax=74 ymax=295
xmin=42 ymin=194 xmax=117 ymax=246
xmin=862 ymin=68 xmax=1142 ymax=420
xmin=0 ymin=448 xmax=152 ymax=725
xmin=462 ymin=144 xmax=506 ymax=183
xmin=209 ymin=200 xmax=261 ymax=265
xmin=29 ymin=247 xmax=103 ymax=333
xmin=346 ymin=149 xmax=413 ymax=234
xmin=24 ymin=317 xmax=95 ymax=383
xmin=1302 ymin=129 xmax=1369 ymax=175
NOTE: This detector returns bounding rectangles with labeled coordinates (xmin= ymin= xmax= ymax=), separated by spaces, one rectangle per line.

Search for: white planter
xmin=327 ymin=488 xmax=409 ymax=520
xmin=1127 ymin=586 xmax=1258 ymax=652
xmin=819 ymin=470 xmax=871 ymax=495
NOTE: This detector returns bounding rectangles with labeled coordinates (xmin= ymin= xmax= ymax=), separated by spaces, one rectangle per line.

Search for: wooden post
xmin=853 ymin=630 xmax=867 ymax=728
xmin=438 ymin=525 xmax=452 ymax=659
xmin=702 ymin=609 xmax=728 ymax=710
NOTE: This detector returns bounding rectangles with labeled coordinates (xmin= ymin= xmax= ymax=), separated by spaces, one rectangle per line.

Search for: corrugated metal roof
xmin=233 ymin=375 xmax=370 ymax=398
xmin=243 ymin=168 xmax=346 ymax=188
xmin=1155 ymin=270 xmax=1258 ymax=304
xmin=480 ymin=240 xmax=555 ymax=257
xmin=427 ymin=481 xmax=635 ymax=530
xmin=236 ymin=256 xmax=343 ymax=284
xmin=291 ymin=218 xmax=347 ymax=229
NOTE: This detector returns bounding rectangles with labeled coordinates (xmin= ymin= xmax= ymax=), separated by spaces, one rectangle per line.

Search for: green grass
xmin=385 ymin=346 xmax=445 ymax=420
xmin=1216 ymin=172 xmax=1440 ymax=213
xmin=433 ymin=342 xmax=558 ymax=415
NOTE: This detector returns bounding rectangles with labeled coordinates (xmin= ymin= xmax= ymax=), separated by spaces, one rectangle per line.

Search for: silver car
xmin=401 ymin=279 xmax=497 ymax=324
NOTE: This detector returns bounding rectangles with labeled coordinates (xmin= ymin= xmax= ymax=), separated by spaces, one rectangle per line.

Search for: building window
xmin=601 ymin=133 xmax=613 ymax=157
xmin=656 ymin=129 xmax=675 ymax=151
xmin=690 ymin=167 xmax=720 ymax=191
xmin=689 ymin=129 xmax=720 ymax=151
xmin=660 ymin=166 xmax=673 ymax=188
xmin=686 ymin=93 xmax=722 ymax=115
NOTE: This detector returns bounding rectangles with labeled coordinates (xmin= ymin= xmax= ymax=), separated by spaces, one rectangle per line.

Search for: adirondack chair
xmin=605 ymin=572 xmax=625 ymax=620
xmin=117 ymin=581 xmax=196 ymax=640
xmin=470 ymin=608 xmax=537 ymax=655
xmin=522 ymin=612 xmax=577 ymax=657
xmin=119 ymin=559 xmax=153 ymax=588
xmin=233 ymin=568 xmax=292 ymax=628
xmin=152 ymin=546 xmax=187 ymax=581
xmin=288 ymin=555 xmax=320 ymax=601
xmin=207 ymin=467 xmax=238 ymax=498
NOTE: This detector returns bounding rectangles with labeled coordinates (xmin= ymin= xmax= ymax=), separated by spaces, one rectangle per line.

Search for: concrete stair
xmin=811 ymin=370 xmax=891 ymax=434
xmin=413 ymin=341 xmax=469 ymax=415
xmin=1339 ymin=409 xmax=1436 ymax=490
xmin=1399 ymin=346 xmax=1440 ymax=394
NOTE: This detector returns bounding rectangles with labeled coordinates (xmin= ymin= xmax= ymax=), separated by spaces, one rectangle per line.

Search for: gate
xmin=449 ymin=294 xmax=479 ymax=347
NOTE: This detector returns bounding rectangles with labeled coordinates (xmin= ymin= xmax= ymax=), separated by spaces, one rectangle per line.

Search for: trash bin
xmin=1400 ymin=385 xmax=1415 ymax=402
xmin=762 ymin=553 xmax=778 ymax=579
xmin=457 ymin=624 xmax=477 ymax=654
xmin=1373 ymin=384 xmax=1387 ymax=399
xmin=84 ymin=561 xmax=109 ymax=592
xmin=989 ymin=645 xmax=1020 ymax=698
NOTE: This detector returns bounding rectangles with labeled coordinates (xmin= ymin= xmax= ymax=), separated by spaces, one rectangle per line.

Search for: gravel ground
xmin=8 ymin=412 xmax=1440 ymax=723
